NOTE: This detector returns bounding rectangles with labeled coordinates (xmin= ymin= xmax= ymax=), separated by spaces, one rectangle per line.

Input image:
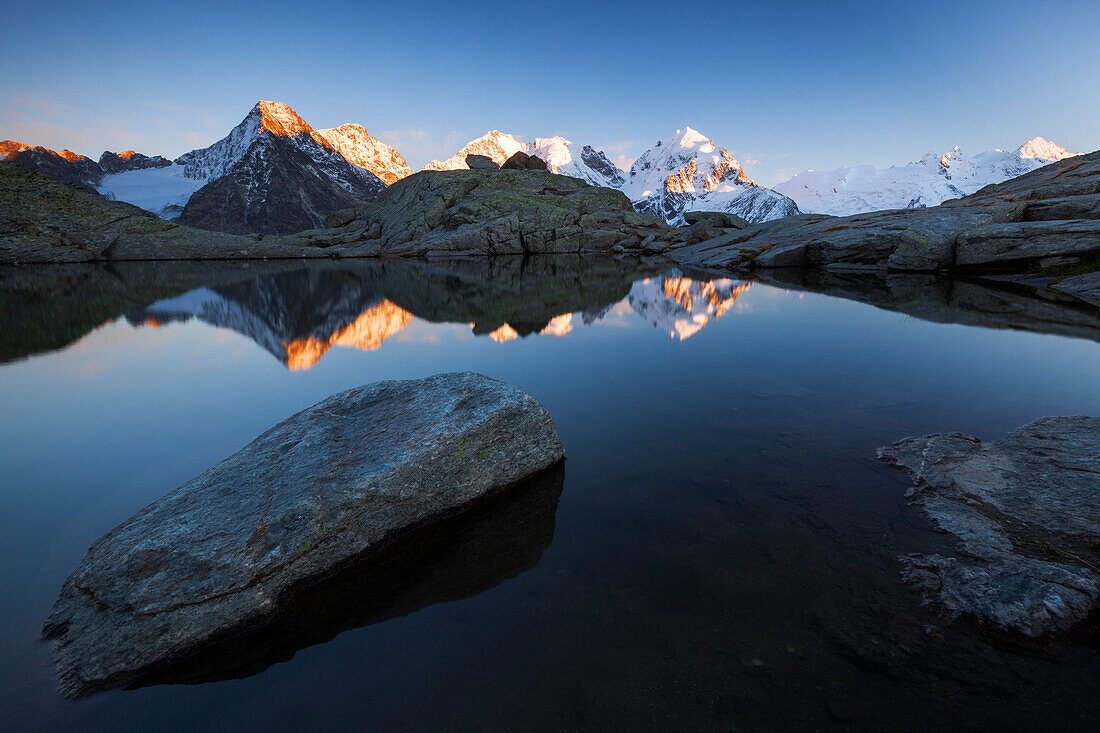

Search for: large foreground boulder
xmin=43 ymin=372 xmax=565 ymax=696
xmin=878 ymin=416 xmax=1099 ymax=638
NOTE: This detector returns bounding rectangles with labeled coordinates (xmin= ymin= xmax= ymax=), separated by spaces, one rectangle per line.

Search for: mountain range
xmin=0 ymin=99 xmax=1080 ymax=235
xmin=774 ymin=137 xmax=1078 ymax=215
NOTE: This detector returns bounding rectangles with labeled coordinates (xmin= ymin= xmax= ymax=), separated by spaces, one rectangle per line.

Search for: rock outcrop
xmin=465 ymin=154 xmax=499 ymax=170
xmin=98 ymin=150 xmax=172 ymax=174
xmin=128 ymin=464 xmax=564 ymax=688
xmin=878 ymin=417 xmax=1099 ymax=638
xmin=502 ymin=151 xmax=548 ymax=171
xmin=43 ymin=372 xmax=565 ymax=696
xmin=290 ymin=169 xmax=674 ymax=257
xmin=670 ymin=149 xmax=1100 ymax=275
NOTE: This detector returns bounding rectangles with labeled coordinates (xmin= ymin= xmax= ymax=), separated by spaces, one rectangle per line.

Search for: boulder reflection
xmin=127 ymin=462 xmax=565 ymax=689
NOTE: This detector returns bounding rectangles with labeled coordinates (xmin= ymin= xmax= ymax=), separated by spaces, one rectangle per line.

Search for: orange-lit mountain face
xmin=0 ymin=142 xmax=103 ymax=185
xmin=313 ymin=124 xmax=413 ymax=185
xmin=174 ymin=101 xmax=387 ymax=235
xmin=283 ymin=300 xmax=413 ymax=370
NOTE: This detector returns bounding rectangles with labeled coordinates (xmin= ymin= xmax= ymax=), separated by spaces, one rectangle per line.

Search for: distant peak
xmin=252 ymin=101 xmax=312 ymax=137
xmin=1015 ymin=136 xmax=1071 ymax=161
xmin=672 ymin=126 xmax=712 ymax=149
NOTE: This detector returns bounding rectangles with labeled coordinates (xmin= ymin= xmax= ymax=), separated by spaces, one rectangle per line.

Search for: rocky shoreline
xmin=43 ymin=373 xmax=565 ymax=697
xmin=879 ymin=417 xmax=1099 ymax=638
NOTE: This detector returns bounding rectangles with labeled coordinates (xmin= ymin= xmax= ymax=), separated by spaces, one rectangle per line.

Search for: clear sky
xmin=2 ymin=0 xmax=1097 ymax=185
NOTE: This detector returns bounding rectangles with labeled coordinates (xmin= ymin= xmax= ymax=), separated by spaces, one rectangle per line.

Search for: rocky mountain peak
xmin=0 ymin=140 xmax=30 ymax=160
xmin=1015 ymin=136 xmax=1071 ymax=161
xmin=253 ymin=100 xmax=313 ymax=138
xmin=623 ymin=126 xmax=791 ymax=225
xmin=313 ymin=124 xmax=412 ymax=185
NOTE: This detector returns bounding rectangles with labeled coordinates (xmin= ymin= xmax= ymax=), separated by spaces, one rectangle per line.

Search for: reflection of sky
xmin=2 ymin=274 xmax=1100 ymax=730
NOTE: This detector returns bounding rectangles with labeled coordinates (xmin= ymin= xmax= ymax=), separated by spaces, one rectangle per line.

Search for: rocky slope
xmin=0 ymin=163 xmax=329 ymax=263
xmin=1 ymin=142 xmax=103 ymax=187
xmin=44 ymin=373 xmax=564 ymax=696
xmin=176 ymin=101 xmax=386 ymax=235
xmin=775 ymin=137 xmax=1080 ymax=215
xmin=98 ymin=150 xmax=172 ymax=174
xmin=879 ymin=417 xmax=1099 ymax=638
xmin=288 ymin=168 xmax=675 ymax=257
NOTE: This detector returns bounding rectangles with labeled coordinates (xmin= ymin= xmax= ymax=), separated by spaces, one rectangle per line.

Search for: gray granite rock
xmin=955 ymin=219 xmax=1100 ymax=266
xmin=43 ymin=372 xmax=564 ymax=696
xmin=878 ymin=417 xmax=1100 ymax=637
xmin=465 ymin=154 xmax=499 ymax=170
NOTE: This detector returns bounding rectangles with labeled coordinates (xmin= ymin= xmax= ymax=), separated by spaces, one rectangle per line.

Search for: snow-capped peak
xmin=622 ymin=126 xmax=796 ymax=225
xmin=773 ymin=136 xmax=1081 ymax=216
xmin=313 ymin=124 xmax=413 ymax=185
xmin=175 ymin=101 xmax=297 ymax=180
xmin=939 ymin=146 xmax=964 ymax=168
xmin=421 ymin=130 xmax=527 ymax=171
xmin=1015 ymin=136 xmax=1070 ymax=161
xmin=254 ymin=100 xmax=312 ymax=138
xmin=674 ymin=126 xmax=714 ymax=152
xmin=527 ymin=136 xmax=626 ymax=188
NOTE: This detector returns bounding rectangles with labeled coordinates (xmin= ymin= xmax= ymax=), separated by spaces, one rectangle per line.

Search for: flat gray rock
xmin=878 ymin=417 xmax=1100 ymax=638
xmin=43 ymin=372 xmax=564 ymax=696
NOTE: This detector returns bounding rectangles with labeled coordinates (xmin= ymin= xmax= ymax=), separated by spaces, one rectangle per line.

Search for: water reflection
xmin=117 ymin=263 xmax=754 ymax=368
xmin=126 ymin=464 xmax=565 ymax=690
xmin=628 ymin=275 xmax=752 ymax=340
xmin=2 ymin=256 xmax=1099 ymax=371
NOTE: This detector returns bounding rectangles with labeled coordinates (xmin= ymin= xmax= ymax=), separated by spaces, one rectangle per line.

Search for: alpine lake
xmin=1 ymin=256 xmax=1097 ymax=731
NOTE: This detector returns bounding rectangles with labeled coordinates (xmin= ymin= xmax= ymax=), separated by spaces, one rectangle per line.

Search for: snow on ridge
xmin=624 ymin=127 xmax=798 ymax=225
xmin=420 ymin=130 xmax=527 ymax=171
xmin=773 ymin=136 xmax=1080 ymax=216
xmin=313 ymin=124 xmax=413 ymax=185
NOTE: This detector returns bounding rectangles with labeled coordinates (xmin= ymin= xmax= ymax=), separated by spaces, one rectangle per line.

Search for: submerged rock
xmin=43 ymin=372 xmax=565 ymax=696
xmin=878 ymin=416 xmax=1099 ymax=637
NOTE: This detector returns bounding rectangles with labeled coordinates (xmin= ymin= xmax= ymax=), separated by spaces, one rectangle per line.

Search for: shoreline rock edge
xmin=878 ymin=416 xmax=1099 ymax=638
xmin=43 ymin=372 xmax=565 ymax=697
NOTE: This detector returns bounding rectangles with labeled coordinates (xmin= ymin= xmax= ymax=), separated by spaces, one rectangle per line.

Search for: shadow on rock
xmin=126 ymin=462 xmax=565 ymax=690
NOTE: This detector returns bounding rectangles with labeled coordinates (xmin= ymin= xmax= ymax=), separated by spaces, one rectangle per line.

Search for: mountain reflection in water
xmin=122 ymin=261 xmax=749 ymax=369
xmin=2 ymin=255 xmax=1098 ymax=371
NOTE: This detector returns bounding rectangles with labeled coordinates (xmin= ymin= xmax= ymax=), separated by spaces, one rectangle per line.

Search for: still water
xmin=1 ymin=259 xmax=1098 ymax=731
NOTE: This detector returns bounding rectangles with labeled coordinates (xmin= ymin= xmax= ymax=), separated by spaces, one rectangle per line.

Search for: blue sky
xmin=2 ymin=0 xmax=1097 ymax=185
